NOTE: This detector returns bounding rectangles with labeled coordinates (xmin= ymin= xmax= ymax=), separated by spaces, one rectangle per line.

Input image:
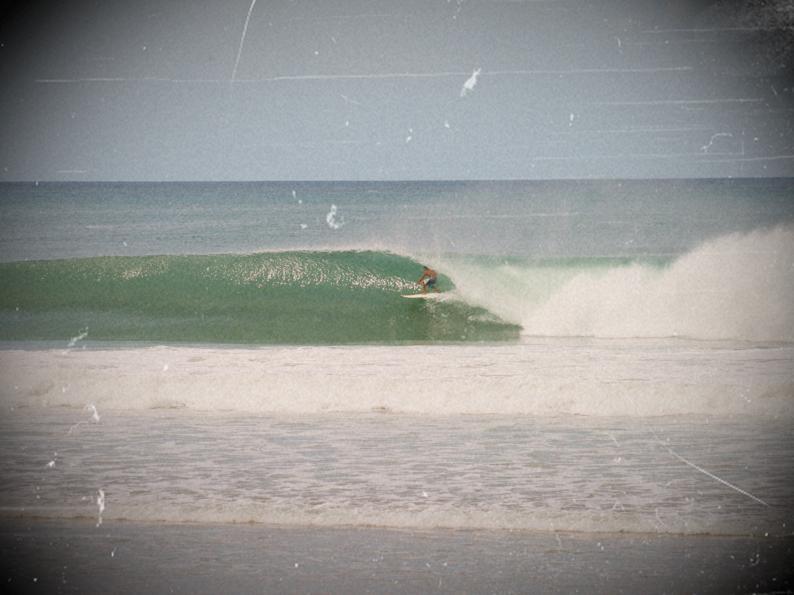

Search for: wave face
xmin=0 ymin=251 xmax=517 ymax=344
xmin=2 ymin=227 xmax=791 ymax=344
xmin=436 ymin=226 xmax=794 ymax=342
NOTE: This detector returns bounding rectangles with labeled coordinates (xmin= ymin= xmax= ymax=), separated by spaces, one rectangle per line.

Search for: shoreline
xmin=2 ymin=518 xmax=792 ymax=594
xmin=1 ymin=512 xmax=789 ymax=541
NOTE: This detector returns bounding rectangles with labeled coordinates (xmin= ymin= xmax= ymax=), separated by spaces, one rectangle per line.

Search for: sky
xmin=0 ymin=0 xmax=793 ymax=181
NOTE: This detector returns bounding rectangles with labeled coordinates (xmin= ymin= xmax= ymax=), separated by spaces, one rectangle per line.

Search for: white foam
xmin=439 ymin=226 xmax=794 ymax=342
xmin=2 ymin=339 xmax=791 ymax=418
xmin=16 ymin=493 xmax=779 ymax=537
xmin=70 ymin=502 xmax=745 ymax=536
xmin=96 ymin=489 xmax=105 ymax=527
xmin=67 ymin=328 xmax=89 ymax=348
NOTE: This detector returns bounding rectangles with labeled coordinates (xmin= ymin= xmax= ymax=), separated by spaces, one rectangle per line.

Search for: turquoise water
xmin=0 ymin=251 xmax=518 ymax=343
xmin=2 ymin=179 xmax=792 ymax=344
xmin=2 ymin=179 xmax=793 ymax=262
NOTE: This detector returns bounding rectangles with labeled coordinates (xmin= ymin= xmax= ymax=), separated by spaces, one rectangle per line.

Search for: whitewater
xmin=438 ymin=224 xmax=794 ymax=342
xmin=3 ymin=339 xmax=793 ymax=419
xmin=1 ymin=180 xmax=792 ymax=548
xmin=2 ymin=226 xmax=792 ymax=344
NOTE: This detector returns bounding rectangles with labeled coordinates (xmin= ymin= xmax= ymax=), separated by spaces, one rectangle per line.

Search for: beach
xmin=1 ymin=179 xmax=793 ymax=592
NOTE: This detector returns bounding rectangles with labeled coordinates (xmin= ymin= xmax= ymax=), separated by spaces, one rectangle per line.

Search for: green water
xmin=0 ymin=251 xmax=519 ymax=344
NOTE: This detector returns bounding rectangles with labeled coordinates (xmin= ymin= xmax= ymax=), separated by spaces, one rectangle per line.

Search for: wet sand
xmin=1 ymin=519 xmax=792 ymax=594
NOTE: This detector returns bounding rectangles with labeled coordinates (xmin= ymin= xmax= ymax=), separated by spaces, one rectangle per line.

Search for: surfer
xmin=417 ymin=266 xmax=439 ymax=293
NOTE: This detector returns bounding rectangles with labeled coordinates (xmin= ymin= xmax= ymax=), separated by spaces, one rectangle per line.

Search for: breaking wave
xmin=436 ymin=226 xmax=794 ymax=342
xmin=1 ymin=226 xmax=792 ymax=344
xmin=0 ymin=251 xmax=517 ymax=344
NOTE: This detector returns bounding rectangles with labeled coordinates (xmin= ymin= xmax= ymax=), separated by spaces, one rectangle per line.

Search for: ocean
xmin=1 ymin=179 xmax=793 ymax=593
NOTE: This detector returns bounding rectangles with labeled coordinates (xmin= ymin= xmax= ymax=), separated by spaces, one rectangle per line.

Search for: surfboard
xmin=401 ymin=292 xmax=444 ymax=300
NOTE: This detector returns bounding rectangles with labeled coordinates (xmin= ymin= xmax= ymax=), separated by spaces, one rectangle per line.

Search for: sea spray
xmin=435 ymin=226 xmax=794 ymax=342
xmin=522 ymin=226 xmax=794 ymax=341
xmin=96 ymin=489 xmax=105 ymax=527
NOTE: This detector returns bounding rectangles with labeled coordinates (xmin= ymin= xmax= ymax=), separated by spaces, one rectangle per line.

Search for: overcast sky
xmin=1 ymin=0 xmax=793 ymax=181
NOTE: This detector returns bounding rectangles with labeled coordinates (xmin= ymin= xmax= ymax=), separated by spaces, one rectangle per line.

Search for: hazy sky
xmin=1 ymin=0 xmax=793 ymax=181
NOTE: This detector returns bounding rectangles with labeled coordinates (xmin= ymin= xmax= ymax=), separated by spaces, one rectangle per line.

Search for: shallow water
xmin=3 ymin=519 xmax=793 ymax=594
xmin=1 ymin=386 xmax=791 ymax=537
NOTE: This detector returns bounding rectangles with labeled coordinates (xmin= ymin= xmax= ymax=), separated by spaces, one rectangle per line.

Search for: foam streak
xmin=96 ymin=489 xmax=105 ymax=527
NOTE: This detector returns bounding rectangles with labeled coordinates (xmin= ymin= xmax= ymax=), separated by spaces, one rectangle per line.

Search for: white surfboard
xmin=401 ymin=292 xmax=445 ymax=300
